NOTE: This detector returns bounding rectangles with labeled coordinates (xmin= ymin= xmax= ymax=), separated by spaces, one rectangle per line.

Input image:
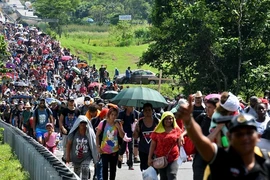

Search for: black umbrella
xmin=16 ymin=49 xmax=25 ymax=53
xmin=101 ymin=91 xmax=118 ymax=100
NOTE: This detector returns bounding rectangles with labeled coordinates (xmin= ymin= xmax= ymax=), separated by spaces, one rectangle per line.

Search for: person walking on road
xmin=59 ymin=96 xmax=81 ymax=163
xmin=66 ymin=115 xmax=98 ymax=180
xmin=32 ymin=98 xmax=54 ymax=145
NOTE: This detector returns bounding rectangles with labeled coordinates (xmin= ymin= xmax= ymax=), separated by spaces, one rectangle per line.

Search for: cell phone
xmin=114 ymin=119 xmax=122 ymax=123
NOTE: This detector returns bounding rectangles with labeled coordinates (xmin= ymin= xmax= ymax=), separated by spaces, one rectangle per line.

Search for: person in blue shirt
xmin=125 ymin=67 xmax=132 ymax=84
xmin=46 ymin=83 xmax=54 ymax=92
xmin=114 ymin=67 xmax=119 ymax=79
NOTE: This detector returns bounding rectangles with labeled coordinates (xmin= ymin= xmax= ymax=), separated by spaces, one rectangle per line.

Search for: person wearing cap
xmin=66 ymin=115 xmax=98 ymax=179
xmin=79 ymin=96 xmax=94 ymax=115
xmin=177 ymin=96 xmax=270 ymax=180
xmin=59 ymin=96 xmax=81 ymax=163
xmin=244 ymin=96 xmax=259 ymax=119
xmin=192 ymin=91 xmax=205 ymax=119
xmin=44 ymin=123 xmax=58 ymax=154
xmin=22 ymin=102 xmax=33 ymax=135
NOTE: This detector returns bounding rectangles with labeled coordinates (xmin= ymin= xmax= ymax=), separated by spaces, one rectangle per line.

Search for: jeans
xmin=62 ymin=134 xmax=67 ymax=160
xmin=193 ymin=153 xmax=207 ymax=180
xmin=159 ymin=160 xmax=179 ymax=180
xmin=95 ymin=158 xmax=103 ymax=180
xmin=119 ymin=140 xmax=133 ymax=167
xmin=73 ymin=158 xmax=91 ymax=180
xmin=101 ymin=152 xmax=118 ymax=180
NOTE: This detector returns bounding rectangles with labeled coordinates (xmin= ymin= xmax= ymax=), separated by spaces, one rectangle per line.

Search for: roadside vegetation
xmin=0 ymin=128 xmax=30 ymax=180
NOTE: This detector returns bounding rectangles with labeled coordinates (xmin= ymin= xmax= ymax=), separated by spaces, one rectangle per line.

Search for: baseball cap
xmin=46 ymin=123 xmax=53 ymax=128
xmin=68 ymin=96 xmax=75 ymax=101
xmin=228 ymin=113 xmax=257 ymax=132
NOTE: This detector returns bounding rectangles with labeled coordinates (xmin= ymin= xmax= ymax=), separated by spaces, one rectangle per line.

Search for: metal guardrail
xmin=0 ymin=120 xmax=80 ymax=180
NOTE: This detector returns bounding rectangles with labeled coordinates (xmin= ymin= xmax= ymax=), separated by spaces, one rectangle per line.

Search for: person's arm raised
xmin=177 ymin=95 xmax=216 ymax=162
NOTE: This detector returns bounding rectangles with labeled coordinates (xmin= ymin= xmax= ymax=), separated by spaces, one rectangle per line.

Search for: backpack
xmin=34 ymin=108 xmax=52 ymax=124
xmin=99 ymin=120 xmax=123 ymax=147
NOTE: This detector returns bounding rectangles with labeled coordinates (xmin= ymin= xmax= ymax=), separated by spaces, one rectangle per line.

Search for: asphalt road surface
xmin=55 ymin=149 xmax=193 ymax=180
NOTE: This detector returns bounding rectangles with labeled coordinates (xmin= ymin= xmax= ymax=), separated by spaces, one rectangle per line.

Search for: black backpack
xmin=99 ymin=120 xmax=123 ymax=147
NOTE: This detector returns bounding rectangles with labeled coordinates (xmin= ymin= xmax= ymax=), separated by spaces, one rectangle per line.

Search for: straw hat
xmin=24 ymin=102 xmax=31 ymax=108
xmin=194 ymin=91 xmax=203 ymax=97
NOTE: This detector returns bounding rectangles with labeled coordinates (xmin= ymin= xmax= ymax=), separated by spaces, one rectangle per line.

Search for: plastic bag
xmin=142 ymin=166 xmax=158 ymax=180
xmin=178 ymin=146 xmax=187 ymax=165
xmin=123 ymin=133 xmax=132 ymax=142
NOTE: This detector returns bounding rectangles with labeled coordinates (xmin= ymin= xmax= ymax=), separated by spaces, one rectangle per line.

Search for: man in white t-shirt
xmin=255 ymin=102 xmax=270 ymax=135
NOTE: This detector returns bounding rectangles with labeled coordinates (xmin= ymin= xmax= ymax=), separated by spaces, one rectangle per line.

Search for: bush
xmin=0 ymin=144 xmax=30 ymax=180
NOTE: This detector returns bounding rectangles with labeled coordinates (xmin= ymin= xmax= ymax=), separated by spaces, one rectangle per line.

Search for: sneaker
xmin=117 ymin=160 xmax=122 ymax=169
xmin=128 ymin=166 xmax=134 ymax=170
xmin=134 ymin=157 xmax=140 ymax=163
xmin=118 ymin=155 xmax=122 ymax=169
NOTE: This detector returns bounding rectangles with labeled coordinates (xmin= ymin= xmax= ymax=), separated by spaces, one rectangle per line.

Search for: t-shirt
xmin=151 ymin=128 xmax=181 ymax=163
xmin=196 ymin=113 xmax=211 ymax=136
xmin=44 ymin=132 xmax=58 ymax=147
xmin=61 ymin=108 xmax=80 ymax=134
xmin=118 ymin=110 xmax=137 ymax=137
xmin=209 ymin=144 xmax=269 ymax=180
xmin=22 ymin=110 xmax=32 ymax=124
xmin=256 ymin=117 xmax=270 ymax=135
xmin=192 ymin=105 xmax=205 ymax=119
xmin=97 ymin=120 xmax=119 ymax=154
xmin=68 ymin=130 xmax=91 ymax=163
xmin=35 ymin=108 xmax=52 ymax=130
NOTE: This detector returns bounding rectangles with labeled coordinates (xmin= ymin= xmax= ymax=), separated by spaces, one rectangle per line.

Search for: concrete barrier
xmin=0 ymin=120 xmax=80 ymax=180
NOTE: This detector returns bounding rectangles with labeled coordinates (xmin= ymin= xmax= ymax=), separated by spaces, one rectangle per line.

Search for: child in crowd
xmin=44 ymin=123 xmax=59 ymax=154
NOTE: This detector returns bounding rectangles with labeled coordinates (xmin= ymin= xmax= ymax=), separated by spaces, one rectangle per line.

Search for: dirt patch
xmin=126 ymin=53 xmax=139 ymax=63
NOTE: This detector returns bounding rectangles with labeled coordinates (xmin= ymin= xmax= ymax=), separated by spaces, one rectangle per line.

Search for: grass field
xmin=59 ymin=30 xmax=157 ymax=76
xmin=58 ymin=24 xmax=181 ymax=98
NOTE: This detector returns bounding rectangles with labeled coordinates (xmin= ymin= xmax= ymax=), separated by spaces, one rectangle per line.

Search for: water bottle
xmin=221 ymin=132 xmax=229 ymax=148
xmin=58 ymin=135 xmax=63 ymax=151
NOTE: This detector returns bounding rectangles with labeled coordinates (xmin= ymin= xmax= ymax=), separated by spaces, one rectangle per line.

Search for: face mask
xmin=85 ymin=101 xmax=91 ymax=105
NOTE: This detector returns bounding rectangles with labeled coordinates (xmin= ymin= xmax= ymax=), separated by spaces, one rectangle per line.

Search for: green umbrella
xmin=71 ymin=67 xmax=81 ymax=74
xmin=111 ymin=87 xmax=168 ymax=108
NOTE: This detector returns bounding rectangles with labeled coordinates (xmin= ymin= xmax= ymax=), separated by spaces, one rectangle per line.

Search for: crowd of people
xmin=1 ymin=21 xmax=270 ymax=180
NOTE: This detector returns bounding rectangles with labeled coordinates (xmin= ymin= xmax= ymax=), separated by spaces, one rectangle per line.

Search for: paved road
xmin=55 ymin=148 xmax=193 ymax=180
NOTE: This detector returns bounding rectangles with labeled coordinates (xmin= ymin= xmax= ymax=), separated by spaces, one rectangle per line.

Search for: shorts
xmin=35 ymin=128 xmax=47 ymax=139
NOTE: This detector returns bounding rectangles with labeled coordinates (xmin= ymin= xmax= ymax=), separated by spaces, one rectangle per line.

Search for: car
xmin=115 ymin=69 xmax=158 ymax=84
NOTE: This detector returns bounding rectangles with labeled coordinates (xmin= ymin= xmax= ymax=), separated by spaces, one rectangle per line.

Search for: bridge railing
xmin=0 ymin=120 xmax=80 ymax=180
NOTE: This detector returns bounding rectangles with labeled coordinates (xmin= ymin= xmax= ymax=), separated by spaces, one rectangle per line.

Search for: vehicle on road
xmin=115 ymin=69 xmax=158 ymax=84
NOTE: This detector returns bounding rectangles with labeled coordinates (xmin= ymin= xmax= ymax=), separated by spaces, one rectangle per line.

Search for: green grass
xmin=58 ymin=24 xmax=181 ymax=98
xmin=59 ymin=35 xmax=157 ymax=76
xmin=0 ymin=144 xmax=30 ymax=180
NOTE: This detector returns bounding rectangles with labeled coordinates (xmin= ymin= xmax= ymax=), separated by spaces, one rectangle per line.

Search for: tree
xmin=0 ymin=35 xmax=12 ymax=73
xmin=33 ymin=0 xmax=80 ymax=36
xmin=139 ymin=0 xmax=270 ymax=95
